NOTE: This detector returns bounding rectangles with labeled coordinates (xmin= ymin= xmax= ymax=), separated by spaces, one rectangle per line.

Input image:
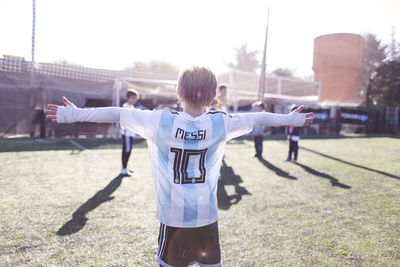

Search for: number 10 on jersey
xmin=170 ymin=148 xmax=208 ymax=184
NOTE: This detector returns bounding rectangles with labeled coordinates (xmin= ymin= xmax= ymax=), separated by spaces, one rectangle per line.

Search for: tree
xmin=388 ymin=26 xmax=400 ymax=62
xmin=271 ymin=68 xmax=295 ymax=78
xmin=126 ymin=60 xmax=179 ymax=75
xmin=229 ymin=43 xmax=260 ymax=72
xmin=360 ymin=33 xmax=387 ymax=100
xmin=367 ymin=61 xmax=400 ymax=106
xmin=302 ymin=74 xmax=314 ymax=81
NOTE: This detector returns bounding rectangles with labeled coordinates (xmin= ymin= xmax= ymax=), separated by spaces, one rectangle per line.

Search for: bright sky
xmin=1 ymin=0 xmax=399 ymax=77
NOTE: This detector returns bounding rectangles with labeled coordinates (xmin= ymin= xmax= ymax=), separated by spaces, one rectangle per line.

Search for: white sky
xmin=1 ymin=0 xmax=399 ymax=77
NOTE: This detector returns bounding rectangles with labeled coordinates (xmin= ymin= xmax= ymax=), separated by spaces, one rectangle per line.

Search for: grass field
xmin=0 ymin=136 xmax=399 ymax=266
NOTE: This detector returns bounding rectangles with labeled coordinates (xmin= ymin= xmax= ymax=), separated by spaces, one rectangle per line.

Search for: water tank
xmin=313 ymin=33 xmax=364 ymax=103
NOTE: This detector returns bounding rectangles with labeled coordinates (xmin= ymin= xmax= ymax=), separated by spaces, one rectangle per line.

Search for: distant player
xmin=120 ymin=90 xmax=138 ymax=176
xmin=208 ymin=99 xmax=218 ymax=111
xmin=286 ymin=104 xmax=302 ymax=163
xmin=252 ymin=101 xmax=265 ymax=158
xmin=215 ymin=85 xmax=228 ymax=112
xmin=45 ymin=66 xmax=313 ymax=266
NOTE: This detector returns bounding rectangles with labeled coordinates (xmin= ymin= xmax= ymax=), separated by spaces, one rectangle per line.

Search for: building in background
xmin=313 ymin=33 xmax=364 ymax=104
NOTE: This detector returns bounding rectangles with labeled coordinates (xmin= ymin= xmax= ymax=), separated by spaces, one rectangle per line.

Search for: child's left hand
xmin=292 ymin=105 xmax=313 ymax=126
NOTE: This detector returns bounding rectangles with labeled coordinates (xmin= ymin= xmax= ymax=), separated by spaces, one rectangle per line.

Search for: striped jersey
xmin=119 ymin=109 xmax=255 ymax=228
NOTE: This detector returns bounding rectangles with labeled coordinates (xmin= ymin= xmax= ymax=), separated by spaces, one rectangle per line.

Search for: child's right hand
xmin=44 ymin=96 xmax=75 ymax=123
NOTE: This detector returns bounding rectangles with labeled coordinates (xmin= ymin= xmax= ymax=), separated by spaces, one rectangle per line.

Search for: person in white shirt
xmin=45 ymin=66 xmax=313 ymax=267
xmin=120 ymin=90 xmax=139 ymax=176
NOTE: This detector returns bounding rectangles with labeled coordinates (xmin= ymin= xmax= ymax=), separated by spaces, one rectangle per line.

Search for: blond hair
xmin=177 ymin=66 xmax=217 ymax=107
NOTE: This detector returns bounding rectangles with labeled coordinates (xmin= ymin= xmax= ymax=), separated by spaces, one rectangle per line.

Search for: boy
xmin=215 ymin=85 xmax=227 ymax=112
xmin=45 ymin=66 xmax=313 ymax=266
xmin=120 ymin=90 xmax=138 ymax=176
xmin=287 ymin=104 xmax=302 ymax=163
xmin=252 ymin=101 xmax=265 ymax=158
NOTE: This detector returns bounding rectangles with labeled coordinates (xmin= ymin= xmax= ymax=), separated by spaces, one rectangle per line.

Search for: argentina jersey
xmin=119 ymin=108 xmax=254 ymax=228
xmin=151 ymin=110 xmax=227 ymax=228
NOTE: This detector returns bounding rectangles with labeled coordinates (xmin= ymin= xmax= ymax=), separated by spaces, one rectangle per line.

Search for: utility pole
xmin=31 ymin=0 xmax=36 ymax=67
xmin=30 ymin=0 xmax=36 ymax=93
xmin=258 ymin=7 xmax=270 ymax=101
xmin=29 ymin=0 xmax=37 ymax=137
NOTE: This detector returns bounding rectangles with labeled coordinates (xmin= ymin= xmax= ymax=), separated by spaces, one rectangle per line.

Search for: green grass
xmin=0 ymin=136 xmax=399 ymax=266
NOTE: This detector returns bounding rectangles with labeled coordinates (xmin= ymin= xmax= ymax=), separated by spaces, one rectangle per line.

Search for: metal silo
xmin=313 ymin=33 xmax=364 ymax=103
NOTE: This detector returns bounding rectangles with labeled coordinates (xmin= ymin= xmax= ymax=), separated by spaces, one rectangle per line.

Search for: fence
xmin=0 ymin=58 xmax=176 ymax=137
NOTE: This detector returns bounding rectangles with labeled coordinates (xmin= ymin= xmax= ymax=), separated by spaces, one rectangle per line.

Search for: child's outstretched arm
xmin=226 ymin=105 xmax=313 ymax=141
xmin=45 ymin=96 xmax=158 ymax=140
xmin=253 ymin=105 xmax=313 ymax=127
xmin=45 ymin=96 xmax=122 ymax=123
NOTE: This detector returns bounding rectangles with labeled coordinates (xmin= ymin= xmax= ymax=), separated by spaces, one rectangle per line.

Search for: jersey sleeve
xmin=225 ymin=113 xmax=255 ymax=141
xmin=225 ymin=112 xmax=306 ymax=141
xmin=120 ymin=103 xmax=135 ymax=136
xmin=119 ymin=109 xmax=160 ymax=140
xmin=56 ymin=104 xmax=159 ymax=139
xmin=57 ymin=105 xmax=122 ymax=123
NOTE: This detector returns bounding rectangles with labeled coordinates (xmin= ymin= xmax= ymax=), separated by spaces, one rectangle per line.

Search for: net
xmin=0 ymin=57 xmax=177 ymax=137
xmin=217 ymin=69 xmax=321 ymax=111
xmin=0 ymin=57 xmax=321 ymax=137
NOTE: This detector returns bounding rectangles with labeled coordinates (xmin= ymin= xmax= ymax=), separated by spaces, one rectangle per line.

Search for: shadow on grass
xmin=295 ymin=162 xmax=351 ymax=189
xmin=56 ymin=174 xmax=125 ymax=236
xmin=257 ymin=157 xmax=297 ymax=180
xmin=218 ymin=160 xmax=251 ymax=210
xmin=300 ymin=146 xmax=400 ymax=180
xmin=228 ymin=134 xmax=400 ymax=143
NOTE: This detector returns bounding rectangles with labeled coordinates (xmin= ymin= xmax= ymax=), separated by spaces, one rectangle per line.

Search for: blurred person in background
xmin=252 ymin=101 xmax=265 ymax=158
xmin=120 ymin=90 xmax=139 ymax=176
xmin=286 ymin=104 xmax=302 ymax=163
xmin=208 ymin=99 xmax=218 ymax=112
xmin=216 ymin=85 xmax=228 ymax=113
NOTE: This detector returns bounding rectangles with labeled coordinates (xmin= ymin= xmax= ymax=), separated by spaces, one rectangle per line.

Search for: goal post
xmin=220 ymin=69 xmax=321 ymax=111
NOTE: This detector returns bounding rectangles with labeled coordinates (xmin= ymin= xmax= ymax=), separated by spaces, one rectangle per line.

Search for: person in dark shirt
xmin=286 ymin=105 xmax=302 ymax=163
xmin=252 ymin=101 xmax=265 ymax=158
